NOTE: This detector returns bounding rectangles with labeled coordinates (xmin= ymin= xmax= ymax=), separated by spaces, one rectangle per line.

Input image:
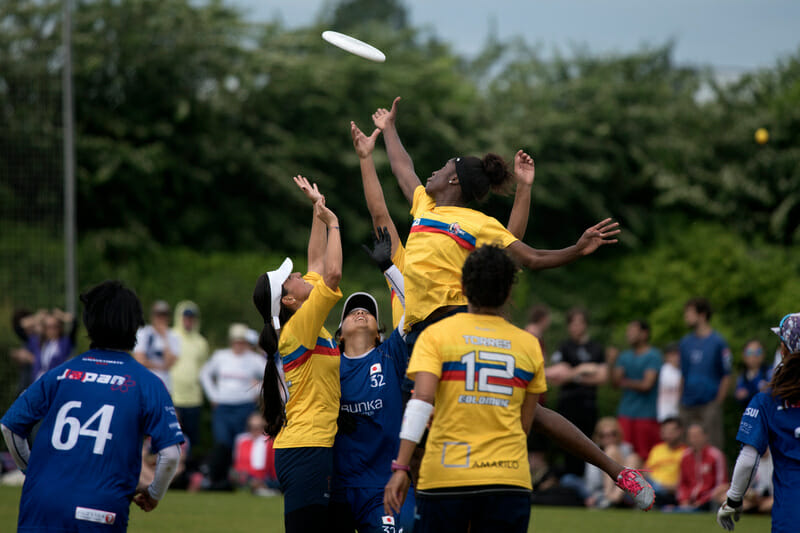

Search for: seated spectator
xmin=657 ymin=343 xmax=682 ymax=422
xmin=734 ymin=339 xmax=771 ymax=407
xmin=676 ymin=423 xmax=728 ymax=511
xmin=13 ymin=308 xmax=77 ymax=381
xmin=644 ymin=417 xmax=686 ymax=506
xmin=560 ymin=417 xmax=641 ymax=508
xmin=232 ymin=413 xmax=279 ymax=496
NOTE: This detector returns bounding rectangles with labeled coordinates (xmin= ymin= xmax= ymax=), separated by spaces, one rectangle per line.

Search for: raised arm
xmin=372 ymin=97 xmax=421 ymax=205
xmin=506 ymin=218 xmax=620 ymax=270
xmin=507 ymin=150 xmax=535 ymax=240
xmin=314 ymin=201 xmax=342 ymax=291
xmin=351 ymin=121 xmax=401 ymax=256
xmin=293 ymin=176 xmax=327 ymax=274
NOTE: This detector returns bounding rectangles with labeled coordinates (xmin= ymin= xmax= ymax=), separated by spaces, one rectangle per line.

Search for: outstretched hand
xmin=133 ymin=488 xmax=159 ymax=512
xmin=361 ymin=226 xmax=393 ymax=271
xmin=576 ymin=218 xmax=620 ymax=255
xmin=514 ymin=150 xmax=535 ymax=186
xmin=314 ymin=200 xmax=338 ymax=228
xmin=372 ymin=96 xmax=401 ymax=131
xmin=292 ymin=175 xmax=325 ymax=205
xmin=351 ymin=121 xmax=380 ymax=159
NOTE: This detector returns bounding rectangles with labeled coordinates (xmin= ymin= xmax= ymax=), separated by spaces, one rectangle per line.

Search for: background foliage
xmin=1 ymin=0 xmax=799 ymax=457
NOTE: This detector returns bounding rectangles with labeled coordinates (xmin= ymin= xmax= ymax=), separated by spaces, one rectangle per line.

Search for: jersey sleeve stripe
xmin=410 ymin=219 xmax=477 ymax=250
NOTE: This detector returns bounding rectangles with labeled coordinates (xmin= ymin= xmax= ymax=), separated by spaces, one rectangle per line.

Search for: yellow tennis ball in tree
xmin=755 ymin=128 xmax=769 ymax=144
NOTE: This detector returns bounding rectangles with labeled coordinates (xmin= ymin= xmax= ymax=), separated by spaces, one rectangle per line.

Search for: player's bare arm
xmin=372 ymin=97 xmax=421 ymax=204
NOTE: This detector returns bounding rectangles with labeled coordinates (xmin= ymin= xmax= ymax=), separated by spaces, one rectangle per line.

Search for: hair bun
xmin=481 ymin=153 xmax=512 ymax=187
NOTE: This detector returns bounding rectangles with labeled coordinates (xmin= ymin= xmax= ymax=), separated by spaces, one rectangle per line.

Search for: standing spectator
xmin=644 ymin=417 xmax=686 ymax=506
xmin=134 ymin=300 xmax=181 ymax=393
xmin=232 ymin=413 xmax=279 ymax=496
xmin=679 ymin=297 xmax=732 ymax=450
xmin=9 ymin=309 xmax=35 ymax=393
xmin=169 ymin=301 xmax=209 ymax=460
xmin=524 ymin=304 xmax=552 ymax=485
xmin=612 ymin=320 xmax=663 ymax=458
xmin=657 ymin=343 xmax=682 ymax=422
xmin=200 ymin=323 xmax=266 ymax=490
xmin=14 ymin=308 xmax=78 ymax=381
xmin=676 ymin=423 xmax=728 ymax=511
xmin=0 ymin=280 xmax=183 ymax=531
xmin=733 ymin=339 xmax=771 ymax=407
xmin=547 ymin=307 xmax=607 ymax=476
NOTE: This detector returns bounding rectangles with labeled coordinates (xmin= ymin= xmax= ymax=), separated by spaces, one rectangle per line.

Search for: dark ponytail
xmin=253 ymin=273 xmax=294 ymax=438
xmin=770 ymin=351 xmax=800 ymax=405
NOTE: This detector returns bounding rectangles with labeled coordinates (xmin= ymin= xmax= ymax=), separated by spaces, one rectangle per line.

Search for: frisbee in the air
xmin=322 ymin=31 xmax=386 ymax=63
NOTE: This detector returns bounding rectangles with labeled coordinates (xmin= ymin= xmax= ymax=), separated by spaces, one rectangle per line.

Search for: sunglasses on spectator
xmin=744 ymin=348 xmax=763 ymax=356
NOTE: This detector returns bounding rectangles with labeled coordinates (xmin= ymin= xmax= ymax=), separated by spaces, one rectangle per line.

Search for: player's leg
xmin=275 ymin=447 xmax=333 ymax=533
xmin=414 ymin=493 xmax=470 ymax=533
xmin=470 ymin=491 xmax=530 ymax=533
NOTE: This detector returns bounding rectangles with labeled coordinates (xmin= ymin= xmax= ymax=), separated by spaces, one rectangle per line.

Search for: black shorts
xmin=415 ymin=486 xmax=531 ymax=533
xmin=274 ymin=447 xmax=333 ymax=514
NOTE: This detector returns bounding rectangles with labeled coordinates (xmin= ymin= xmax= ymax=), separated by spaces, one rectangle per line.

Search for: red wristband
xmin=391 ymin=460 xmax=410 ymax=473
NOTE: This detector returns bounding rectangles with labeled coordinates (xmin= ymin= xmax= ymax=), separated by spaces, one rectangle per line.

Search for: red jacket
xmin=677 ymin=444 xmax=728 ymax=506
xmin=233 ymin=433 xmax=277 ymax=482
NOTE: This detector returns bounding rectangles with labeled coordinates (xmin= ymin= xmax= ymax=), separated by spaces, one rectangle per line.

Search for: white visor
xmin=266 ymin=257 xmax=293 ymax=330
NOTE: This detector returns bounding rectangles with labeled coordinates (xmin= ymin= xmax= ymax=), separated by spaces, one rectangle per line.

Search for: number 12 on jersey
xmin=460 ymin=351 xmax=515 ymax=396
xmin=51 ymin=402 xmax=115 ymax=455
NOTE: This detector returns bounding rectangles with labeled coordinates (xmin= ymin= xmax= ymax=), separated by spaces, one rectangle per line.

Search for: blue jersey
xmin=735 ymin=366 xmax=772 ymax=407
xmin=679 ymin=331 xmax=731 ymax=406
xmin=736 ymin=392 xmax=800 ymax=533
xmin=333 ymin=328 xmax=408 ymax=489
xmin=1 ymin=349 xmax=184 ymax=532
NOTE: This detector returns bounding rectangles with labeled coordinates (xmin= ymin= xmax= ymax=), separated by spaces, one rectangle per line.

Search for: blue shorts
xmin=274 ymin=447 xmax=333 ymax=514
xmin=331 ymin=486 xmax=416 ymax=533
xmin=415 ymin=487 xmax=530 ymax=533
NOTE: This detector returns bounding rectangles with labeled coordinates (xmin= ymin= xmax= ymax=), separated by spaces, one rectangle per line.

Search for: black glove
xmin=361 ymin=226 xmax=393 ymax=271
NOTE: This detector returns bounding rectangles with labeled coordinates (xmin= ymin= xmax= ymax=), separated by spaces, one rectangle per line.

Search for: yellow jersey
xmin=275 ymin=272 xmax=342 ymax=449
xmin=390 ymin=243 xmax=406 ymax=330
xmin=408 ymin=313 xmax=547 ymax=490
xmin=644 ymin=442 xmax=686 ymax=488
xmin=404 ymin=186 xmax=518 ymax=331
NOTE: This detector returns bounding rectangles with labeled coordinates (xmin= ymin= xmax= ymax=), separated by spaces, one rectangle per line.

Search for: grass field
xmin=0 ymin=486 xmax=771 ymax=532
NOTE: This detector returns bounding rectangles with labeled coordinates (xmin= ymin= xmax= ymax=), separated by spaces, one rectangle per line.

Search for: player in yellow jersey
xmin=371 ymin=97 xmax=619 ymax=346
xmin=252 ymin=176 xmax=342 ymax=533
xmin=384 ymin=246 xmax=654 ymax=532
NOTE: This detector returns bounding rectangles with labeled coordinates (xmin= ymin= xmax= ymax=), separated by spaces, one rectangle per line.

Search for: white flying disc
xmin=322 ymin=31 xmax=386 ymax=63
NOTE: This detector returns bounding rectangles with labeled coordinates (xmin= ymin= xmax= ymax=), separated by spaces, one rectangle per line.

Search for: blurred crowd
xmin=3 ymin=295 xmax=777 ymax=514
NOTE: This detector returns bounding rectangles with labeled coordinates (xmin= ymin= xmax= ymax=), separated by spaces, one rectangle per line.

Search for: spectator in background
xmin=13 ymin=308 xmax=77 ymax=381
xmin=200 ymin=323 xmax=266 ymax=490
xmin=524 ymin=304 xmax=552 ymax=486
xmin=657 ymin=343 xmax=682 ymax=422
xmin=612 ymin=319 xmax=662 ymax=459
xmin=9 ymin=309 xmax=35 ymax=393
xmin=134 ymin=300 xmax=181 ymax=393
xmin=679 ymin=297 xmax=732 ymax=450
xmin=644 ymin=417 xmax=686 ymax=507
xmin=733 ymin=339 xmax=771 ymax=408
xmin=560 ymin=417 xmax=641 ymax=509
xmin=169 ymin=301 xmax=209 ymax=460
xmin=676 ymin=423 xmax=728 ymax=511
xmin=547 ymin=307 xmax=607 ymax=476
xmin=232 ymin=413 xmax=279 ymax=496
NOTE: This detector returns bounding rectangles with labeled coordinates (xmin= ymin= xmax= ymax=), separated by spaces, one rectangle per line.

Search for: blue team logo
xmin=370 ymin=363 xmax=385 ymax=388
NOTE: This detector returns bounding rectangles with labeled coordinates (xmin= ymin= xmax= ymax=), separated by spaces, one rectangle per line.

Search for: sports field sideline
xmin=0 ymin=486 xmax=770 ymax=532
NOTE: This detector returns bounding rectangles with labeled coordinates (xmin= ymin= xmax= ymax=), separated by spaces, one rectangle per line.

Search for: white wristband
xmin=399 ymin=399 xmax=433 ymax=443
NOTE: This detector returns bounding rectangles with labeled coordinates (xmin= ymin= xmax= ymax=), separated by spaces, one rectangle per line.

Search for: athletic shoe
xmin=615 ymin=468 xmax=655 ymax=511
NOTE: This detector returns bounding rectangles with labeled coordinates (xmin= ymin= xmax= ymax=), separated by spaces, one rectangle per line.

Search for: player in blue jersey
xmin=330 ymin=228 xmax=413 ymax=533
xmin=717 ymin=312 xmax=800 ymax=533
xmin=1 ymin=280 xmax=184 ymax=532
